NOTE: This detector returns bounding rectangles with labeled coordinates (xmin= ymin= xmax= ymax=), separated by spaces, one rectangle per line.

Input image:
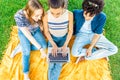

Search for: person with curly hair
xmin=72 ymin=0 xmax=118 ymax=63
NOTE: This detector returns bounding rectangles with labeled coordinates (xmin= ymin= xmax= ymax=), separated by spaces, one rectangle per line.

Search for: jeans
xmin=48 ymin=34 xmax=67 ymax=80
xmin=72 ymin=32 xmax=118 ymax=60
xmin=18 ymin=27 xmax=47 ymax=73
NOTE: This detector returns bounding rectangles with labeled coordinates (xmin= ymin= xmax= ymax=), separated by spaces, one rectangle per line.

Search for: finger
xmin=60 ymin=47 xmax=62 ymax=51
xmin=62 ymin=52 xmax=67 ymax=57
xmin=88 ymin=52 xmax=90 ymax=56
xmin=62 ymin=53 xmax=65 ymax=57
xmin=64 ymin=53 xmax=67 ymax=57
xmin=65 ymin=53 xmax=67 ymax=57
xmin=64 ymin=49 xmax=67 ymax=53
xmin=64 ymin=49 xmax=67 ymax=54
xmin=55 ymin=49 xmax=57 ymax=57
xmin=54 ymin=49 xmax=57 ymax=57
xmin=62 ymin=53 xmax=64 ymax=57
xmin=53 ymin=50 xmax=55 ymax=57
xmin=51 ymin=49 xmax=54 ymax=56
xmin=86 ymin=51 xmax=89 ymax=57
xmin=88 ymin=53 xmax=91 ymax=57
xmin=62 ymin=52 xmax=65 ymax=57
xmin=62 ymin=49 xmax=66 ymax=57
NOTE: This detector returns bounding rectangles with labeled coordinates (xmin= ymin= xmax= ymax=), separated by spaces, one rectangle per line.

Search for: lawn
xmin=0 ymin=0 xmax=120 ymax=80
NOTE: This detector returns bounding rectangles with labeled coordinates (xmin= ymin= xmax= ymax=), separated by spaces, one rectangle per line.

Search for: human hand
xmin=51 ymin=44 xmax=58 ymax=57
xmin=86 ymin=47 xmax=92 ymax=57
xmin=61 ymin=45 xmax=68 ymax=57
xmin=40 ymin=48 xmax=47 ymax=59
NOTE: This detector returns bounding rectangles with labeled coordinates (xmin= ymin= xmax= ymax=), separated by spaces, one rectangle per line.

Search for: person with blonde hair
xmin=14 ymin=0 xmax=47 ymax=79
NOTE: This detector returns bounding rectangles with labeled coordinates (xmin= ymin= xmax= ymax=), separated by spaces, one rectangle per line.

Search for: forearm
xmin=89 ymin=34 xmax=100 ymax=49
xmin=20 ymin=28 xmax=41 ymax=49
xmin=64 ymin=11 xmax=73 ymax=46
xmin=64 ymin=30 xmax=73 ymax=46
xmin=45 ymin=31 xmax=56 ymax=46
xmin=43 ymin=14 xmax=56 ymax=47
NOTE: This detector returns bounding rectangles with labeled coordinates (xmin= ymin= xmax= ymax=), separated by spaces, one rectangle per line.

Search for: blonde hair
xmin=24 ymin=0 xmax=44 ymax=25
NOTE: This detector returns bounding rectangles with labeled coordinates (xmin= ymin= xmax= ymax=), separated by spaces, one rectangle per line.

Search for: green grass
xmin=0 ymin=0 xmax=120 ymax=80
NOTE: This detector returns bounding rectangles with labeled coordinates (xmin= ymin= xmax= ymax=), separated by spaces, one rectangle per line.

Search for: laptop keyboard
xmin=48 ymin=47 xmax=70 ymax=63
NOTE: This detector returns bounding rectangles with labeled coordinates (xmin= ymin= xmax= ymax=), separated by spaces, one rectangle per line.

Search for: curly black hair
xmin=82 ymin=0 xmax=105 ymax=16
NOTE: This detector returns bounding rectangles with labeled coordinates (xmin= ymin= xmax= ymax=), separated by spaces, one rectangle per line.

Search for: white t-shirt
xmin=80 ymin=19 xmax=93 ymax=33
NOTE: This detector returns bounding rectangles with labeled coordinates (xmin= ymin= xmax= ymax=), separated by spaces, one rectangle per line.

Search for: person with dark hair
xmin=43 ymin=0 xmax=73 ymax=80
xmin=64 ymin=0 xmax=68 ymax=8
xmin=14 ymin=0 xmax=47 ymax=79
xmin=72 ymin=0 xmax=118 ymax=63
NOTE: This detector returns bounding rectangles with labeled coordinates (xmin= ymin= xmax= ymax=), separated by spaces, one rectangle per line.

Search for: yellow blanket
xmin=0 ymin=26 xmax=112 ymax=80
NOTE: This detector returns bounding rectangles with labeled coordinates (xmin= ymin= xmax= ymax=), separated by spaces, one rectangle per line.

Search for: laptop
xmin=48 ymin=47 xmax=70 ymax=63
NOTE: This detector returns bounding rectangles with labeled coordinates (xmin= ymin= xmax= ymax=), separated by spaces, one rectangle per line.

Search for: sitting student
xmin=10 ymin=0 xmax=69 ymax=58
xmin=14 ymin=0 xmax=47 ymax=79
xmin=72 ymin=0 xmax=118 ymax=63
xmin=43 ymin=0 xmax=73 ymax=80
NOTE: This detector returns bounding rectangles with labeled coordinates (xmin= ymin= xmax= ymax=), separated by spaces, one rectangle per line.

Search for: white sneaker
xmin=24 ymin=73 xmax=30 ymax=80
xmin=24 ymin=78 xmax=30 ymax=80
xmin=10 ymin=44 xmax=22 ymax=58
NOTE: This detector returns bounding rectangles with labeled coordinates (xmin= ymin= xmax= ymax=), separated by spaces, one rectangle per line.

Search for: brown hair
xmin=24 ymin=0 xmax=45 ymax=25
xmin=48 ymin=0 xmax=65 ymax=9
xmin=82 ymin=0 xmax=104 ymax=16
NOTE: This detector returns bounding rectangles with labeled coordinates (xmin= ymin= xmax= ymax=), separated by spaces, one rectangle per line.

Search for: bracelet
xmin=39 ymin=47 xmax=42 ymax=50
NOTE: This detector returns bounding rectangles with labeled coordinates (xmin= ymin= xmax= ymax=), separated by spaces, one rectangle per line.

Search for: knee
xmin=111 ymin=45 xmax=118 ymax=54
xmin=112 ymin=45 xmax=118 ymax=54
xmin=22 ymin=49 xmax=30 ymax=56
xmin=71 ymin=47 xmax=79 ymax=57
xmin=38 ymin=41 xmax=47 ymax=49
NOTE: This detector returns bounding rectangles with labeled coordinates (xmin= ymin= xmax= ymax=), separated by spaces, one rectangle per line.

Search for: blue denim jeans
xmin=72 ymin=32 xmax=118 ymax=60
xmin=48 ymin=34 xmax=67 ymax=80
xmin=18 ymin=27 xmax=47 ymax=73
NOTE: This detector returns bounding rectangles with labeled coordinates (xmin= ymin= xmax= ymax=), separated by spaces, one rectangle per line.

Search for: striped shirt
xmin=48 ymin=10 xmax=69 ymax=37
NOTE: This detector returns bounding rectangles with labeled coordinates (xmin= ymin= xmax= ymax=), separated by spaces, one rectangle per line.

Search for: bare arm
xmin=19 ymin=27 xmax=47 ymax=58
xmin=89 ymin=34 xmax=100 ymax=49
xmin=63 ymin=11 xmax=73 ymax=46
xmin=43 ymin=14 xmax=58 ymax=57
xmin=43 ymin=14 xmax=57 ymax=47
xmin=86 ymin=34 xmax=100 ymax=56
xmin=61 ymin=11 xmax=73 ymax=56
xmin=19 ymin=27 xmax=41 ymax=49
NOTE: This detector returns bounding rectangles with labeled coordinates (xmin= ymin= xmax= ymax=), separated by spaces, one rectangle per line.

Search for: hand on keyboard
xmin=48 ymin=47 xmax=70 ymax=63
xmin=51 ymin=44 xmax=58 ymax=57
xmin=61 ymin=45 xmax=68 ymax=57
